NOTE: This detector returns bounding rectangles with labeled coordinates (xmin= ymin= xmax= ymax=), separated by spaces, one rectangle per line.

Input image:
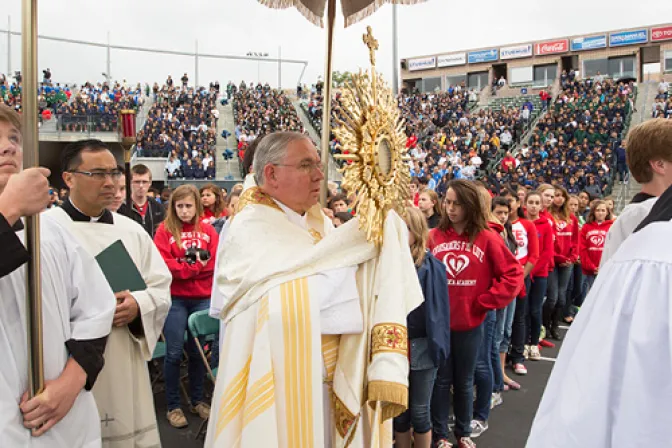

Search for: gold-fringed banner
xmin=257 ymin=0 xmax=426 ymax=28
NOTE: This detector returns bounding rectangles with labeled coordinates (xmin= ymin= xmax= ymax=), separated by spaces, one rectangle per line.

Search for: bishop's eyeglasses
xmin=69 ymin=169 xmax=124 ymax=180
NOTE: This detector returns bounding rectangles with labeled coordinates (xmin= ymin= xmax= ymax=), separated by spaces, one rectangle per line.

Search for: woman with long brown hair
xmin=393 ymin=207 xmax=450 ymax=448
xmin=153 ymin=185 xmax=219 ymax=428
xmin=199 ymin=183 xmax=226 ymax=224
xmin=428 ymin=180 xmax=523 ymax=447
xmin=544 ymin=186 xmax=578 ymax=340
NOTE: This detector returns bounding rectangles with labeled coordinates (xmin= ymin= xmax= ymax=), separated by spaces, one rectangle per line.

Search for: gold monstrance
xmin=333 ymin=27 xmax=411 ymax=247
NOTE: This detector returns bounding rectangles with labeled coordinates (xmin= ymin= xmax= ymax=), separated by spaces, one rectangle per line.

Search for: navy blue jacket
xmin=407 ymin=252 xmax=451 ymax=367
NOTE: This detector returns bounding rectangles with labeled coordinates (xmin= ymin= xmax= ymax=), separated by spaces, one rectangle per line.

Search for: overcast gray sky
xmin=2 ymin=0 xmax=671 ymax=88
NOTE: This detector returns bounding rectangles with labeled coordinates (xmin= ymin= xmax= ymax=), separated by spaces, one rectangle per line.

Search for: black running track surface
xmin=157 ymin=330 xmax=565 ymax=448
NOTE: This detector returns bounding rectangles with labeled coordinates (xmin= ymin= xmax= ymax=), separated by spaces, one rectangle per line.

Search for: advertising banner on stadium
xmin=408 ymin=56 xmax=436 ymax=71
xmin=535 ymin=39 xmax=569 ymax=55
xmin=500 ymin=44 xmax=533 ymax=60
xmin=468 ymin=49 xmax=498 ymax=64
xmin=570 ymin=35 xmax=607 ymax=51
xmin=609 ymin=29 xmax=648 ymax=47
xmin=651 ymin=26 xmax=672 ymax=42
xmin=438 ymin=53 xmax=466 ymax=67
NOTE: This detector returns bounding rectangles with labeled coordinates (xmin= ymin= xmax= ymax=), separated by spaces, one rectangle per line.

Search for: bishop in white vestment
xmin=0 ymin=214 xmax=115 ymax=447
xmin=47 ymin=199 xmax=172 ymax=447
xmin=527 ymin=185 xmax=672 ymax=447
xmin=206 ymin=133 xmax=423 ymax=448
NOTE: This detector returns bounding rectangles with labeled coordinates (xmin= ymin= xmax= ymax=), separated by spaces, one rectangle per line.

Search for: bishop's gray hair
xmin=253 ymin=132 xmax=310 ymax=186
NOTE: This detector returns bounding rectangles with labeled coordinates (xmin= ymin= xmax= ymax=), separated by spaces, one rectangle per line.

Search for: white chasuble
xmin=0 ymin=215 xmax=115 ymax=447
xmin=46 ymin=208 xmax=172 ymax=448
xmin=528 ymin=221 xmax=672 ymax=448
xmin=205 ymin=187 xmax=424 ymax=448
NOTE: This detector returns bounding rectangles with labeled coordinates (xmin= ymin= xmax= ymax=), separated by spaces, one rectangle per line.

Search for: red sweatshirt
xmin=154 ymin=221 xmax=219 ymax=298
xmin=553 ymin=214 xmax=579 ymax=265
xmin=201 ymin=208 xmax=224 ymax=226
xmin=580 ymin=220 xmax=613 ymax=275
xmin=428 ymin=227 xmax=524 ymax=331
xmin=530 ymin=217 xmax=554 ymax=279
xmin=540 ymin=210 xmax=556 ymax=272
xmin=511 ymin=218 xmax=539 ymax=268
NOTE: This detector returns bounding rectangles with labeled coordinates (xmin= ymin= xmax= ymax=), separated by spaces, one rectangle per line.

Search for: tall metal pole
xmin=7 ymin=16 xmax=10 ymax=75
xmin=22 ymin=0 xmax=45 ymax=399
xmin=195 ymin=40 xmax=199 ymax=88
xmin=319 ymin=0 xmax=336 ymax=207
xmin=106 ymin=31 xmax=111 ymax=84
xmin=392 ymin=4 xmax=399 ymax=96
xmin=278 ymin=46 xmax=282 ymax=90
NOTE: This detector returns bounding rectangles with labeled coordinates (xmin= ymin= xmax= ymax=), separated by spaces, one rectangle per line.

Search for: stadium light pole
xmin=392 ymin=3 xmax=399 ymax=96
xmin=106 ymin=31 xmax=111 ymax=84
xmin=7 ymin=16 xmax=10 ymax=76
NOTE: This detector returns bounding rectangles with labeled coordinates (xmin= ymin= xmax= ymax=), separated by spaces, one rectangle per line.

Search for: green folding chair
xmin=187 ymin=310 xmax=220 ymax=384
xmin=187 ymin=310 xmax=220 ymax=440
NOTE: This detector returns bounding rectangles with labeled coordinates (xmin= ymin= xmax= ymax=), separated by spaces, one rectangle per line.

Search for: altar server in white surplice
xmin=527 ymin=183 xmax=672 ymax=448
xmin=206 ymin=132 xmax=424 ymax=448
xmin=601 ymin=119 xmax=672 ymax=266
xmin=0 ymin=106 xmax=115 ymax=447
xmin=46 ymin=139 xmax=172 ymax=448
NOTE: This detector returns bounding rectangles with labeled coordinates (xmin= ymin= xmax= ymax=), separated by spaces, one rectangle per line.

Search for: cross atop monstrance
xmin=363 ymin=26 xmax=379 ymax=66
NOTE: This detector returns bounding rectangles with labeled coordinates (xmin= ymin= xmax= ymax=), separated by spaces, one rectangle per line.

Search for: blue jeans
xmin=509 ymin=276 xmax=531 ymax=365
xmin=393 ymin=366 xmax=438 ymax=434
xmin=164 ymin=297 xmax=210 ymax=411
xmin=546 ymin=265 xmax=573 ymax=311
xmin=564 ymin=263 xmax=584 ymax=317
xmin=431 ymin=325 xmax=483 ymax=441
xmin=526 ymin=277 xmax=548 ymax=346
xmin=582 ymin=275 xmax=597 ymax=301
xmin=474 ymin=311 xmax=498 ymax=421
xmin=495 ymin=300 xmax=516 ymax=353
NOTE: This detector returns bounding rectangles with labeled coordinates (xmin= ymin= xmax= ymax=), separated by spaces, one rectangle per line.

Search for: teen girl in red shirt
xmin=428 ymin=180 xmax=523 ymax=448
xmin=525 ymin=191 xmax=554 ymax=362
xmin=580 ymin=200 xmax=614 ymax=298
xmin=544 ymin=186 xmax=579 ymax=340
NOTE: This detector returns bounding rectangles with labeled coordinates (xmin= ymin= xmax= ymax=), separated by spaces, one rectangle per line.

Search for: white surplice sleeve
xmin=64 ymin=230 xmax=116 ymax=341
xmin=131 ymin=232 xmax=172 ymax=360
xmin=527 ymin=222 xmax=672 ymax=448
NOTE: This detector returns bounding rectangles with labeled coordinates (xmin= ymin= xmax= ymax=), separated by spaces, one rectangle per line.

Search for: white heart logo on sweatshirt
xmin=590 ymin=235 xmax=604 ymax=246
xmin=557 ymin=221 xmax=567 ymax=230
xmin=443 ymin=254 xmax=470 ymax=278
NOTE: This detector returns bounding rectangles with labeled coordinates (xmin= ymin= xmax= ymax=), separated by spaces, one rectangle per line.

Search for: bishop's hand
xmin=114 ymin=290 xmax=140 ymax=327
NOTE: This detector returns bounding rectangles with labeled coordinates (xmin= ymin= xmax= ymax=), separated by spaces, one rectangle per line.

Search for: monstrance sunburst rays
xmin=333 ymin=26 xmax=411 ymax=247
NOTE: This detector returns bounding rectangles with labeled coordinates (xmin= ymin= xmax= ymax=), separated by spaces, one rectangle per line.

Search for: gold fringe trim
xmin=257 ymin=0 xmax=324 ymax=27
xmin=343 ymin=0 xmax=427 ymax=28
xmin=367 ymin=380 xmax=408 ymax=421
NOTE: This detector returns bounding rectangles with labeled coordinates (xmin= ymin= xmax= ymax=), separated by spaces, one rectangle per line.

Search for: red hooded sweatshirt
xmin=530 ymin=216 xmax=554 ymax=279
xmin=540 ymin=210 xmax=556 ymax=272
xmin=154 ymin=221 xmax=219 ymax=298
xmin=428 ymin=227 xmax=524 ymax=332
xmin=580 ymin=220 xmax=613 ymax=275
xmin=553 ymin=214 xmax=579 ymax=265
xmin=511 ymin=217 xmax=540 ymax=297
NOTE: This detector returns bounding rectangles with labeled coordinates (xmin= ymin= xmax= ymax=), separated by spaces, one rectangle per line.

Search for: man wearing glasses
xmin=46 ymin=139 xmax=171 ymax=448
xmin=207 ymin=132 xmax=422 ymax=447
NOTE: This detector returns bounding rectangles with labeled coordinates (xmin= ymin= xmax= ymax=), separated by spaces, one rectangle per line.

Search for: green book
xmin=95 ymin=239 xmax=146 ymax=293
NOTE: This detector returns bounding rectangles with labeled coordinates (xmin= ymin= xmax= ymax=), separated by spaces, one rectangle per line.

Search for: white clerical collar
xmin=70 ymin=199 xmax=106 ymax=222
xmin=272 ymin=198 xmax=308 ymax=230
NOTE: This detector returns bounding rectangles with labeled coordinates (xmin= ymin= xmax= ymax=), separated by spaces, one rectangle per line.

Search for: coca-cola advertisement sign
xmin=535 ymin=39 xmax=569 ymax=55
xmin=651 ymin=26 xmax=672 ymax=42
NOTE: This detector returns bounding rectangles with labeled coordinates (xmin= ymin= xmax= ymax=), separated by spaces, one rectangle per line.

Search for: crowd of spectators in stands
xmin=653 ymin=78 xmax=671 ymax=119
xmin=136 ymin=77 xmax=219 ymax=180
xmin=57 ymin=81 xmax=141 ymax=132
xmin=232 ymin=81 xmax=305 ymax=158
xmin=1 ymin=71 xmax=71 ymax=118
xmin=486 ymin=78 xmax=635 ymax=198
